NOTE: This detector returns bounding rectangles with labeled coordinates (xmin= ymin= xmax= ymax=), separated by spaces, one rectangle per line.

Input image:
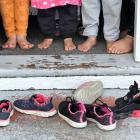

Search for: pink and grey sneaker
xmin=58 ymin=97 xmax=87 ymax=128
xmin=0 ymin=100 xmax=14 ymax=126
xmin=14 ymin=94 xmax=57 ymax=117
xmin=85 ymin=100 xmax=116 ymax=131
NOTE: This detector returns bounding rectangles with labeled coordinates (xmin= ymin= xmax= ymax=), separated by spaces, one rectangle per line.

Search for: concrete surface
xmin=0 ymin=54 xmax=138 ymax=77
xmin=0 ymin=89 xmax=140 ymax=140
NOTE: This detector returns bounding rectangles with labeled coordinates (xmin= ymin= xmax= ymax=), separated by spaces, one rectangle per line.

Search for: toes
xmin=78 ymin=45 xmax=89 ymax=52
xmin=65 ymin=46 xmax=76 ymax=51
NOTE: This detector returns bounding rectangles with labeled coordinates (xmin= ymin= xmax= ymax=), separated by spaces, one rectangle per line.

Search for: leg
xmin=102 ymin=0 xmax=122 ymax=52
xmin=110 ymin=0 xmax=135 ymax=54
xmin=37 ymin=8 xmax=56 ymax=49
xmin=15 ymin=0 xmax=33 ymax=49
xmin=58 ymin=5 xmax=78 ymax=51
xmin=78 ymin=0 xmax=100 ymax=52
xmin=0 ymin=0 xmax=16 ymax=49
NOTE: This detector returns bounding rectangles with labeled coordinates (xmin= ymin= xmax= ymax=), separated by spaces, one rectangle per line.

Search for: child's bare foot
xmin=106 ymin=41 xmax=114 ymax=53
xmin=17 ymin=36 xmax=34 ymax=50
xmin=38 ymin=38 xmax=53 ymax=49
xmin=108 ymin=35 xmax=133 ymax=54
xmin=2 ymin=36 xmax=16 ymax=49
xmin=64 ymin=38 xmax=76 ymax=51
xmin=78 ymin=37 xmax=97 ymax=52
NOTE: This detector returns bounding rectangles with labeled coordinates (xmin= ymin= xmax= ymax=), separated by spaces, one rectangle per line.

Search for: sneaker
xmin=85 ymin=100 xmax=116 ymax=131
xmin=0 ymin=100 xmax=14 ymax=126
xmin=115 ymin=81 xmax=140 ymax=107
xmin=112 ymin=92 xmax=140 ymax=120
xmin=58 ymin=97 xmax=87 ymax=128
xmin=14 ymin=94 xmax=57 ymax=117
xmin=73 ymin=81 xmax=103 ymax=104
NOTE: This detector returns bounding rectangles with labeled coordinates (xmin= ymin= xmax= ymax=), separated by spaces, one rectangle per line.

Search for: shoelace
xmin=95 ymin=99 xmax=108 ymax=107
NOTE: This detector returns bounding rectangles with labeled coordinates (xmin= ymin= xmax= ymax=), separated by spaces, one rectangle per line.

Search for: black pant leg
xmin=120 ymin=0 xmax=135 ymax=37
xmin=58 ymin=5 xmax=78 ymax=39
xmin=37 ymin=8 xmax=56 ymax=38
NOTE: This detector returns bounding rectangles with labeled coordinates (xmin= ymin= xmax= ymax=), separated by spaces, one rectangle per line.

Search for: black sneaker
xmin=0 ymin=100 xmax=14 ymax=126
xmin=115 ymin=81 xmax=140 ymax=107
xmin=112 ymin=95 xmax=140 ymax=119
xmin=14 ymin=94 xmax=57 ymax=117
xmin=58 ymin=97 xmax=87 ymax=128
xmin=112 ymin=81 xmax=140 ymax=119
xmin=85 ymin=100 xmax=116 ymax=131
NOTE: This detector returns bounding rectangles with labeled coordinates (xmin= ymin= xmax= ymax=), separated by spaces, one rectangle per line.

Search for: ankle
xmin=87 ymin=37 xmax=97 ymax=44
xmin=64 ymin=38 xmax=73 ymax=44
xmin=8 ymin=36 xmax=16 ymax=40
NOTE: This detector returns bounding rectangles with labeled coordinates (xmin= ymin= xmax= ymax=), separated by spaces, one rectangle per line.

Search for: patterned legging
xmin=0 ymin=0 xmax=29 ymax=38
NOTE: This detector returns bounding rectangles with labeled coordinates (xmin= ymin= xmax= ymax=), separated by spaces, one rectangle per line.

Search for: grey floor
xmin=0 ymin=16 xmax=106 ymax=55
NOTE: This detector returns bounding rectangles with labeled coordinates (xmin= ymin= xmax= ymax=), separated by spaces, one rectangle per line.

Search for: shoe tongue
xmin=100 ymin=106 xmax=111 ymax=113
xmin=77 ymin=102 xmax=86 ymax=112
xmin=31 ymin=94 xmax=49 ymax=105
xmin=0 ymin=101 xmax=10 ymax=112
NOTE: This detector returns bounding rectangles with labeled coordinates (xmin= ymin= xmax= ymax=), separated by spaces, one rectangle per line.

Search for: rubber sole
xmin=0 ymin=109 xmax=14 ymax=127
xmin=114 ymin=111 xmax=134 ymax=120
xmin=73 ymin=81 xmax=103 ymax=104
xmin=14 ymin=106 xmax=57 ymax=117
xmin=58 ymin=111 xmax=87 ymax=128
xmin=87 ymin=117 xmax=116 ymax=131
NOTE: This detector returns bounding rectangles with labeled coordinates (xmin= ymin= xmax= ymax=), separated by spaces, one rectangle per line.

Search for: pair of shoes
xmin=112 ymin=81 xmax=140 ymax=119
xmin=58 ymin=97 xmax=116 ymax=130
xmin=0 ymin=94 xmax=57 ymax=127
xmin=0 ymin=100 xmax=14 ymax=126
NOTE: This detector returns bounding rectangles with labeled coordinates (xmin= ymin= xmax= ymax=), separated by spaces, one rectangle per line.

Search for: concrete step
xmin=0 ymin=89 xmax=140 ymax=140
xmin=0 ymin=54 xmax=140 ymax=90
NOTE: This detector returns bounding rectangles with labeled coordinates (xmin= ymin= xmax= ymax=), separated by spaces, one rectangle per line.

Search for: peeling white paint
xmin=0 ymin=54 xmax=140 ymax=77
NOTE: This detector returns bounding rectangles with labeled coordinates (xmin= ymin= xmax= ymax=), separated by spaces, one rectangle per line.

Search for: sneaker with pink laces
xmin=85 ymin=100 xmax=116 ymax=131
xmin=0 ymin=100 xmax=14 ymax=126
xmin=58 ymin=97 xmax=87 ymax=128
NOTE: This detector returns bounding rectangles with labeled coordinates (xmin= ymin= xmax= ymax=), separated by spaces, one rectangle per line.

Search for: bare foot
xmin=38 ymin=38 xmax=53 ymax=49
xmin=2 ymin=36 xmax=16 ymax=49
xmin=64 ymin=38 xmax=76 ymax=51
xmin=17 ymin=36 xmax=34 ymax=50
xmin=106 ymin=41 xmax=115 ymax=53
xmin=108 ymin=35 xmax=133 ymax=54
xmin=78 ymin=37 xmax=97 ymax=52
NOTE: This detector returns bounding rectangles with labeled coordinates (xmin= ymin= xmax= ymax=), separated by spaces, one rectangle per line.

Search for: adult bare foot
xmin=38 ymin=38 xmax=53 ymax=49
xmin=78 ymin=37 xmax=97 ymax=52
xmin=2 ymin=36 xmax=16 ymax=49
xmin=17 ymin=36 xmax=34 ymax=50
xmin=106 ymin=41 xmax=114 ymax=53
xmin=108 ymin=35 xmax=133 ymax=54
xmin=64 ymin=38 xmax=76 ymax=51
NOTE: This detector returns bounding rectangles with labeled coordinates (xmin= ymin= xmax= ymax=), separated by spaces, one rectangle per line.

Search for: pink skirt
xmin=31 ymin=0 xmax=81 ymax=9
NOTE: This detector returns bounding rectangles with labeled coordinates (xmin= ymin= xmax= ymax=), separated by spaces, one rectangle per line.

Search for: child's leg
xmin=15 ymin=0 xmax=33 ymax=49
xmin=0 ymin=0 xmax=16 ymax=49
xmin=102 ymin=0 xmax=122 ymax=52
xmin=37 ymin=8 xmax=56 ymax=49
xmin=78 ymin=0 xmax=100 ymax=52
xmin=58 ymin=5 xmax=78 ymax=51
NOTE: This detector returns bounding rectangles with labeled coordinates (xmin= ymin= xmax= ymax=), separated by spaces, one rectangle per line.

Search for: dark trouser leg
xmin=58 ymin=5 xmax=78 ymax=39
xmin=37 ymin=8 xmax=56 ymax=38
xmin=121 ymin=0 xmax=135 ymax=37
